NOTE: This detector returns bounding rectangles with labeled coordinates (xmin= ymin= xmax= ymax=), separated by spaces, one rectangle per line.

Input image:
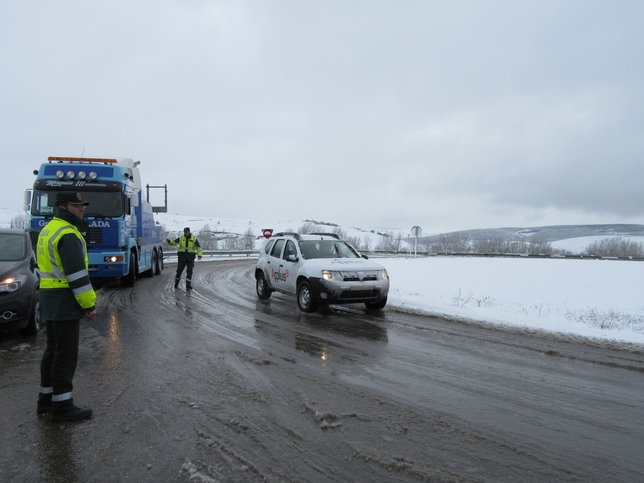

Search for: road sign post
xmin=411 ymin=226 xmax=422 ymax=258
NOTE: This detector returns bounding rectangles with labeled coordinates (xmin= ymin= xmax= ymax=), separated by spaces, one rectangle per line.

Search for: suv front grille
xmin=341 ymin=271 xmax=378 ymax=282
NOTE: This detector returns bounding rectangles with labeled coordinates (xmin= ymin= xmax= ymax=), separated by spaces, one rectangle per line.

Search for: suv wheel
xmin=297 ymin=281 xmax=319 ymax=313
xmin=256 ymin=272 xmax=272 ymax=300
xmin=365 ymin=296 xmax=387 ymax=310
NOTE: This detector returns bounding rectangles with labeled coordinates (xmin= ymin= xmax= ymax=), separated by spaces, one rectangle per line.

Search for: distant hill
xmin=3 ymin=206 xmax=643 ymax=253
xmin=421 ymin=224 xmax=644 ymax=244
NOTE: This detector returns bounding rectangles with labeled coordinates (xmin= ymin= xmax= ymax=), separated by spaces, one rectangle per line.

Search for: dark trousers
xmin=40 ymin=319 xmax=80 ymax=401
xmin=175 ymin=257 xmax=195 ymax=283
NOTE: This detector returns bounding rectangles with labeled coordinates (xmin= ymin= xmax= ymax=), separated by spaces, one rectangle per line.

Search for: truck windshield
xmin=31 ymin=190 xmax=124 ymax=218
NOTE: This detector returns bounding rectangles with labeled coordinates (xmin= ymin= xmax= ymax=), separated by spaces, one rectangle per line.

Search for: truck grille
xmin=84 ymin=228 xmax=102 ymax=245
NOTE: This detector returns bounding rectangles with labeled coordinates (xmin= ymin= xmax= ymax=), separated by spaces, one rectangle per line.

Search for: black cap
xmin=55 ymin=192 xmax=89 ymax=206
xmin=183 ymin=227 xmax=190 ymax=232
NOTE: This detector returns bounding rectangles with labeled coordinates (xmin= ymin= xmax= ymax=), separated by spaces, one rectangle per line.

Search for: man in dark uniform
xmin=37 ymin=192 xmax=97 ymax=422
xmin=166 ymin=227 xmax=202 ymax=289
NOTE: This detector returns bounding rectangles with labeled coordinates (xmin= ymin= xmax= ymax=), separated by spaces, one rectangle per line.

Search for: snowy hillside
xmin=3 ymin=207 xmax=644 ymax=254
xmin=155 ymin=212 xmax=400 ymax=247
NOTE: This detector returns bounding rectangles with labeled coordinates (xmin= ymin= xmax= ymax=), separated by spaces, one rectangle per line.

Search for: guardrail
xmin=367 ymin=251 xmax=644 ymax=261
xmin=163 ymin=249 xmax=644 ymax=262
xmin=163 ymin=249 xmax=259 ymax=262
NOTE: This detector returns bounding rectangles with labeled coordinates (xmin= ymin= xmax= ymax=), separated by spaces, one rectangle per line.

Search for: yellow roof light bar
xmin=48 ymin=156 xmax=118 ymax=164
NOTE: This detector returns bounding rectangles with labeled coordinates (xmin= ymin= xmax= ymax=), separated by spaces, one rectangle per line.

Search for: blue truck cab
xmin=26 ymin=156 xmax=167 ymax=286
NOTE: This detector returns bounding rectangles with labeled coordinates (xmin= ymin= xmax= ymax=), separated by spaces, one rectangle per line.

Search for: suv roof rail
xmin=309 ymin=232 xmax=340 ymax=239
xmin=273 ymin=232 xmax=300 ymax=239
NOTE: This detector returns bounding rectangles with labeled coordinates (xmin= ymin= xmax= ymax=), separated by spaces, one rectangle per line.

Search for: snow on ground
xmin=4 ymin=209 xmax=643 ymax=346
xmin=382 ymin=256 xmax=644 ymax=347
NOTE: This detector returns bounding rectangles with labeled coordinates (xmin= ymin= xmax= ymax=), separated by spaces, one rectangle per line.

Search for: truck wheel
xmin=365 ymin=296 xmax=387 ymax=310
xmin=153 ymin=250 xmax=162 ymax=275
xmin=145 ymin=251 xmax=158 ymax=278
xmin=158 ymin=249 xmax=164 ymax=272
xmin=256 ymin=272 xmax=272 ymax=300
xmin=20 ymin=290 xmax=40 ymax=336
xmin=297 ymin=281 xmax=319 ymax=313
xmin=122 ymin=252 xmax=137 ymax=287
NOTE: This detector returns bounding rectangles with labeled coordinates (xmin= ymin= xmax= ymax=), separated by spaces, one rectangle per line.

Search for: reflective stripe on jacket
xmin=168 ymin=235 xmax=203 ymax=257
xmin=37 ymin=217 xmax=97 ymax=310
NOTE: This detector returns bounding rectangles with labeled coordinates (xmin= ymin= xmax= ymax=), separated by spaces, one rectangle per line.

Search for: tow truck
xmin=25 ymin=156 xmax=167 ymax=286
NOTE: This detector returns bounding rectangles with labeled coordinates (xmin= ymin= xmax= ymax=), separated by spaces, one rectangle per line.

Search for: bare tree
xmin=197 ymin=224 xmax=218 ymax=250
xmin=344 ymin=236 xmax=362 ymax=251
xmin=470 ymin=237 xmax=553 ymax=255
xmin=10 ymin=214 xmax=30 ymax=229
xmin=376 ymin=231 xmax=403 ymax=252
xmin=298 ymin=222 xmax=318 ymax=234
xmin=223 ymin=236 xmax=238 ymax=250
xmin=431 ymin=233 xmax=470 ymax=253
xmin=239 ymin=227 xmax=256 ymax=250
xmin=584 ymin=237 xmax=644 ymax=257
xmin=160 ymin=224 xmax=170 ymax=244
xmin=362 ymin=235 xmax=372 ymax=252
xmin=331 ymin=227 xmax=348 ymax=240
xmin=527 ymin=238 xmax=553 ymax=255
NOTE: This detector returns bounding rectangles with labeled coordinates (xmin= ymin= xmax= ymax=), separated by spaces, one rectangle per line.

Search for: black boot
xmin=37 ymin=393 xmax=52 ymax=414
xmin=174 ymin=278 xmax=179 ymax=288
xmin=186 ymin=281 xmax=192 ymax=290
xmin=51 ymin=399 xmax=93 ymax=422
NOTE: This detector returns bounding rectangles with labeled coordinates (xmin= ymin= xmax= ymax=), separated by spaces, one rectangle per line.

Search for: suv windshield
xmin=299 ymin=240 xmax=360 ymax=260
xmin=0 ymin=233 xmax=26 ymax=261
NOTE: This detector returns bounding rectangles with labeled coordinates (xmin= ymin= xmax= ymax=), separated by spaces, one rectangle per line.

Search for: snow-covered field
xmin=382 ymin=256 xmax=644 ymax=346
xmin=3 ymin=209 xmax=643 ymax=346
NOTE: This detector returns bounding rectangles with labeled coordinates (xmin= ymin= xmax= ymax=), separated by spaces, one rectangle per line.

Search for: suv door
xmin=280 ymin=239 xmax=299 ymax=293
xmin=267 ymin=238 xmax=286 ymax=289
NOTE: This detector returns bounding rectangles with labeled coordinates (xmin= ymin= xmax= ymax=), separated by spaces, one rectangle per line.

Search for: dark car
xmin=0 ymin=228 xmax=40 ymax=335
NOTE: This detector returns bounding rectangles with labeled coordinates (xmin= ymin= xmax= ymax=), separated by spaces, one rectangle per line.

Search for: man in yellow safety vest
xmin=36 ymin=192 xmax=97 ymax=422
xmin=166 ymin=227 xmax=202 ymax=290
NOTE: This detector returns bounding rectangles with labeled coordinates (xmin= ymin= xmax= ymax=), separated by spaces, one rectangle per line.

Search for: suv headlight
xmin=322 ymin=270 xmax=337 ymax=281
xmin=0 ymin=274 xmax=27 ymax=293
xmin=381 ymin=270 xmax=389 ymax=279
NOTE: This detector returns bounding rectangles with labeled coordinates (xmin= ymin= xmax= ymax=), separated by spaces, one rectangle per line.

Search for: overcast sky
xmin=2 ymin=1 xmax=643 ymax=234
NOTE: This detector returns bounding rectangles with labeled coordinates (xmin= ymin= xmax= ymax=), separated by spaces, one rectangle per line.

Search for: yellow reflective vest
xmin=168 ymin=235 xmax=203 ymax=256
xmin=37 ymin=217 xmax=97 ymax=311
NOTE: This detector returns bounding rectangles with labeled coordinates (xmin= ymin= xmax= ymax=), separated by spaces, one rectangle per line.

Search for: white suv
xmin=255 ymin=232 xmax=389 ymax=312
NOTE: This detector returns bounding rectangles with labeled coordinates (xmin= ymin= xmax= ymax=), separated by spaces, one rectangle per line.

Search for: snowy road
xmin=2 ymin=259 xmax=644 ymax=482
